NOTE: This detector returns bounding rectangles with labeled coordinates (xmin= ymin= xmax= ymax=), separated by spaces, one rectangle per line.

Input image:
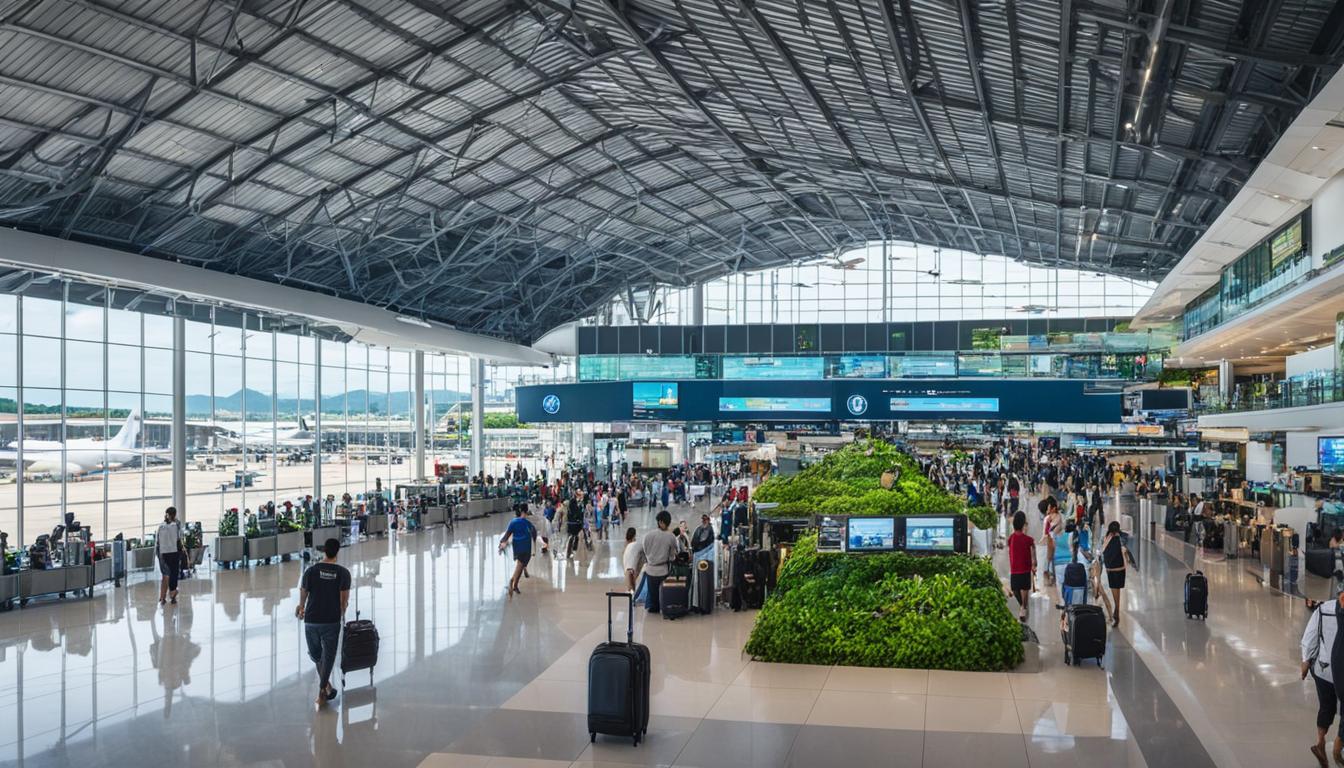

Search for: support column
xmin=15 ymin=296 xmax=22 ymax=547
xmin=172 ymin=316 xmax=187 ymax=520
xmin=414 ymin=350 xmax=426 ymax=480
xmin=470 ymin=358 xmax=485 ymax=478
xmin=1218 ymin=358 xmax=1234 ymax=402
xmin=691 ymin=282 xmax=704 ymax=327
xmin=313 ymin=340 xmax=322 ymax=506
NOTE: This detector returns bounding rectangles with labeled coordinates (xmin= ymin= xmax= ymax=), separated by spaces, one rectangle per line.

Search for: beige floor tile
xmin=417 ymin=755 xmax=494 ymax=768
xmin=805 ymin=689 xmax=926 ymax=730
xmin=704 ymin=684 xmax=819 ymax=724
xmin=926 ymin=669 xmax=1014 ymax=699
xmin=1008 ymin=668 xmax=1111 ymax=705
xmin=500 ymin=679 xmax=587 ymax=713
xmin=824 ymin=665 xmax=929 ymax=694
xmin=655 ymin=651 xmax=750 ymax=685
xmin=1016 ymin=699 xmax=1128 ymax=739
xmin=648 ymin=678 xmax=728 ymax=719
xmin=484 ymin=759 xmax=575 ymax=768
xmin=730 ymin=660 xmax=832 ymax=689
xmin=925 ymin=695 xmax=1023 ymax=734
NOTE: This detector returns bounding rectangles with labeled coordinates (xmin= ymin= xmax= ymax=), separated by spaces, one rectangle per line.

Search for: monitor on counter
xmin=816 ymin=515 xmax=847 ymax=552
xmin=846 ymin=516 xmax=895 ymax=552
xmin=901 ymin=515 xmax=964 ymax=553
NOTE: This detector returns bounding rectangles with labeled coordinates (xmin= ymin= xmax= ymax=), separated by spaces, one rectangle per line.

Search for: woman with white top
xmin=156 ymin=506 xmax=184 ymax=606
xmin=1302 ymin=592 xmax=1344 ymax=768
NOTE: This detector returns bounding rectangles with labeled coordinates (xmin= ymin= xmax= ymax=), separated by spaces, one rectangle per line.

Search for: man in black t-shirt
xmin=296 ymin=538 xmax=351 ymax=706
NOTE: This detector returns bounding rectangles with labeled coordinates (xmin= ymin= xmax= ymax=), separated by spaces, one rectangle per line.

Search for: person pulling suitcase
xmin=296 ymin=537 xmax=351 ymax=706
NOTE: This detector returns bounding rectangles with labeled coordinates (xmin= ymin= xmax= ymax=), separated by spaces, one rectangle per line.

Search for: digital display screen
xmin=890 ymin=355 xmax=957 ymax=377
xmin=817 ymin=516 xmax=846 ymax=552
xmin=828 ymin=355 xmax=887 ymax=379
xmin=1322 ymin=438 xmax=1344 ymax=475
xmin=579 ymin=355 xmax=621 ymax=381
xmin=847 ymin=517 xmax=895 ymax=552
xmin=719 ymin=396 xmax=832 ymax=413
xmin=632 ymin=382 xmax=678 ymax=417
xmin=904 ymin=517 xmax=957 ymax=552
xmin=957 ymin=354 xmax=1002 ymax=376
xmin=722 ymin=356 xmax=825 ymax=380
xmin=889 ymin=397 xmax=1000 ymax=413
xmin=1271 ymin=216 xmax=1304 ymax=267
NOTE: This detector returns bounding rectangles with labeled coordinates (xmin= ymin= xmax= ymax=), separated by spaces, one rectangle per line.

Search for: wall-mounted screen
xmin=719 ymin=396 xmax=832 ymax=413
xmin=1271 ymin=216 xmax=1304 ymax=267
xmin=903 ymin=516 xmax=958 ymax=552
xmin=827 ymin=355 xmax=887 ymax=379
xmin=957 ymin=354 xmax=1002 ymax=377
xmin=722 ymin=356 xmax=825 ymax=380
xmin=817 ymin=516 xmax=847 ymax=552
xmin=1323 ymin=438 xmax=1344 ymax=475
xmin=632 ymin=382 xmax=678 ymax=418
xmin=889 ymin=397 xmax=1000 ymax=413
xmin=847 ymin=517 xmax=895 ymax=552
xmin=890 ymin=355 xmax=957 ymax=377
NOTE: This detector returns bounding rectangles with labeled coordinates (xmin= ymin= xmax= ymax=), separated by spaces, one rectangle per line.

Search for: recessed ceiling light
xmin=1124 ymin=121 xmax=1134 ymax=129
xmin=1313 ymin=145 xmax=1326 ymax=151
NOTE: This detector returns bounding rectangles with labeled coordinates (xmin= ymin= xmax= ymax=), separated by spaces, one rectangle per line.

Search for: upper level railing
xmin=1198 ymin=370 xmax=1344 ymax=414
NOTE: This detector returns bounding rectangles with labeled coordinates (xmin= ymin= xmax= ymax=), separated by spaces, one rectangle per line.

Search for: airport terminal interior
xmin=8 ymin=0 xmax=1344 ymax=766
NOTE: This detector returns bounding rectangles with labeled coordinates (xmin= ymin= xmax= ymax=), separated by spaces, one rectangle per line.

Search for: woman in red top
xmin=1006 ymin=511 xmax=1036 ymax=622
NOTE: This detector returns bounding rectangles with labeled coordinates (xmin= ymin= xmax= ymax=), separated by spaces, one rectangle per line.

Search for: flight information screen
xmin=718 ymin=396 xmax=831 ymax=412
xmin=889 ymin=397 xmax=1000 ymax=413
xmin=721 ymin=356 xmax=825 ymax=380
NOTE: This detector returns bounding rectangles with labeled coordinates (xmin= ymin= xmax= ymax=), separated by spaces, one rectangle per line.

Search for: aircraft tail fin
xmin=300 ymin=416 xmax=310 ymax=432
xmin=111 ymin=410 xmax=142 ymax=450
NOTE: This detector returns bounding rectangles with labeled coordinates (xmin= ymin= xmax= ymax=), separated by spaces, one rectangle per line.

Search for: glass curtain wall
xmin=0 ymin=286 xmax=481 ymax=545
xmin=602 ymin=243 xmax=1155 ymax=326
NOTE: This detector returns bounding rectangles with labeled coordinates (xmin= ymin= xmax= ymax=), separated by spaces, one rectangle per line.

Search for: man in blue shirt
xmin=499 ymin=506 xmax=536 ymax=596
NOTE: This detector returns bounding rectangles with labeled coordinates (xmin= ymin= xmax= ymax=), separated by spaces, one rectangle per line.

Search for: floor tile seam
xmin=1111 ymin=537 xmax=1244 ymax=768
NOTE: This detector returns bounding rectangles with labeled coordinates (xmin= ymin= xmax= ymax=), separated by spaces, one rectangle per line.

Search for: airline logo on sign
xmin=541 ymin=395 xmax=561 ymax=415
xmin=846 ymin=394 xmax=868 ymax=416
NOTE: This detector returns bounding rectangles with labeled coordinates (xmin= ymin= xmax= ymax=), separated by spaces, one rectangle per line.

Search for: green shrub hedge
xmin=754 ymin=439 xmax=963 ymax=518
xmin=744 ymin=534 xmax=1023 ymax=670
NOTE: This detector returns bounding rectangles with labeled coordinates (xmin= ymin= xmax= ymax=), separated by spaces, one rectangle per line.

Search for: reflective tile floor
xmin=0 ymin=495 xmax=1325 ymax=767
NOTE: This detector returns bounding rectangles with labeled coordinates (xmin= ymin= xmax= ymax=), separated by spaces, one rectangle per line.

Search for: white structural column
xmin=313 ymin=340 xmax=322 ymax=504
xmin=172 ymin=315 xmax=187 ymax=520
xmin=691 ymin=282 xmax=704 ymax=326
xmin=414 ymin=350 xmax=426 ymax=479
xmin=470 ymin=358 xmax=485 ymax=477
xmin=1218 ymin=359 xmax=1234 ymax=401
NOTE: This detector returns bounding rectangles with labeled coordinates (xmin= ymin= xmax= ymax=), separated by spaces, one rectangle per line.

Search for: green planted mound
xmin=753 ymin=439 xmax=995 ymax=530
xmin=744 ymin=440 xmax=1020 ymax=670
xmin=743 ymin=535 xmax=1024 ymax=670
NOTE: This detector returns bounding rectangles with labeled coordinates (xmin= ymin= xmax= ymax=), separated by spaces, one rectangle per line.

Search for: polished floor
xmin=0 ymin=493 xmax=1326 ymax=768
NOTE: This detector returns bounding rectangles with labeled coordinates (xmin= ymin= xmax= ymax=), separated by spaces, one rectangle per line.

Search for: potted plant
xmin=214 ymin=509 xmax=247 ymax=568
xmin=182 ymin=522 xmax=206 ymax=571
xmin=275 ymin=512 xmax=306 ymax=560
xmin=245 ymin=512 xmax=278 ymax=565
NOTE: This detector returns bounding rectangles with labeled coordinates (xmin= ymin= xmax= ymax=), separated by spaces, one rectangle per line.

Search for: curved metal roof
xmin=0 ymin=0 xmax=1341 ymax=343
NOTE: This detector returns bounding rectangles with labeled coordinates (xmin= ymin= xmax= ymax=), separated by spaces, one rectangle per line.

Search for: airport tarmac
xmin=0 ymin=455 xmax=544 ymax=544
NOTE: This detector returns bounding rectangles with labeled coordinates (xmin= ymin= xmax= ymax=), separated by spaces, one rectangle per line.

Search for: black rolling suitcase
xmin=731 ymin=549 xmax=764 ymax=611
xmin=1062 ymin=604 xmax=1106 ymax=666
xmin=693 ymin=558 xmax=715 ymax=614
xmin=340 ymin=581 xmax=379 ymax=687
xmin=1184 ymin=571 xmax=1208 ymax=619
xmin=660 ymin=563 xmax=691 ymax=620
xmin=588 ymin=592 xmax=650 ymax=746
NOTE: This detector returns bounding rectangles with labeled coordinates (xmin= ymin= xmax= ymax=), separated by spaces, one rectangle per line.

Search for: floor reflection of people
xmin=149 ymin=601 xmax=201 ymax=719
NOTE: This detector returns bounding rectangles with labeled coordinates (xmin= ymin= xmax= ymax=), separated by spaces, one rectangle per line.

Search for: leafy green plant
xmin=965 ymin=505 xmax=996 ymax=531
xmin=243 ymin=513 xmax=262 ymax=539
xmin=746 ymin=534 xmax=1022 ymax=671
xmin=219 ymin=509 xmax=239 ymax=537
xmin=754 ymin=439 xmax=961 ymax=518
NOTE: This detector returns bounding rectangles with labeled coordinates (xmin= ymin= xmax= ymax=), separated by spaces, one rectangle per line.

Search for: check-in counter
xmin=19 ymin=565 xmax=92 ymax=604
xmin=276 ymin=531 xmax=306 ymax=557
xmin=456 ymin=499 xmax=494 ymax=519
xmin=310 ymin=526 xmax=341 ymax=550
xmin=422 ymin=506 xmax=448 ymax=527
xmin=364 ymin=513 xmax=389 ymax=536
xmin=246 ymin=535 xmax=278 ymax=563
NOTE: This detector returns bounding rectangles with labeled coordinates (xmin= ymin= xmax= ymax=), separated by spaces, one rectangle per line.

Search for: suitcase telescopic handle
xmin=606 ymin=591 xmax=633 ymax=643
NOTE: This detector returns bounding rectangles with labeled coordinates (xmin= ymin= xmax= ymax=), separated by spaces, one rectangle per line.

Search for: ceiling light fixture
xmin=1313 ymin=145 xmax=1327 ymax=151
xmin=395 ymin=316 xmax=432 ymax=329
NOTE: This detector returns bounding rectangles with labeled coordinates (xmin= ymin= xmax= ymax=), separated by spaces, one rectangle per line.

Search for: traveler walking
xmin=295 ymin=538 xmax=350 ymax=706
xmin=499 ymin=506 xmax=536 ymax=596
xmin=1101 ymin=521 xmax=1133 ymax=628
xmin=1006 ymin=512 xmax=1036 ymax=622
xmin=1301 ymin=593 xmax=1344 ymax=768
xmin=157 ymin=506 xmax=185 ymax=606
